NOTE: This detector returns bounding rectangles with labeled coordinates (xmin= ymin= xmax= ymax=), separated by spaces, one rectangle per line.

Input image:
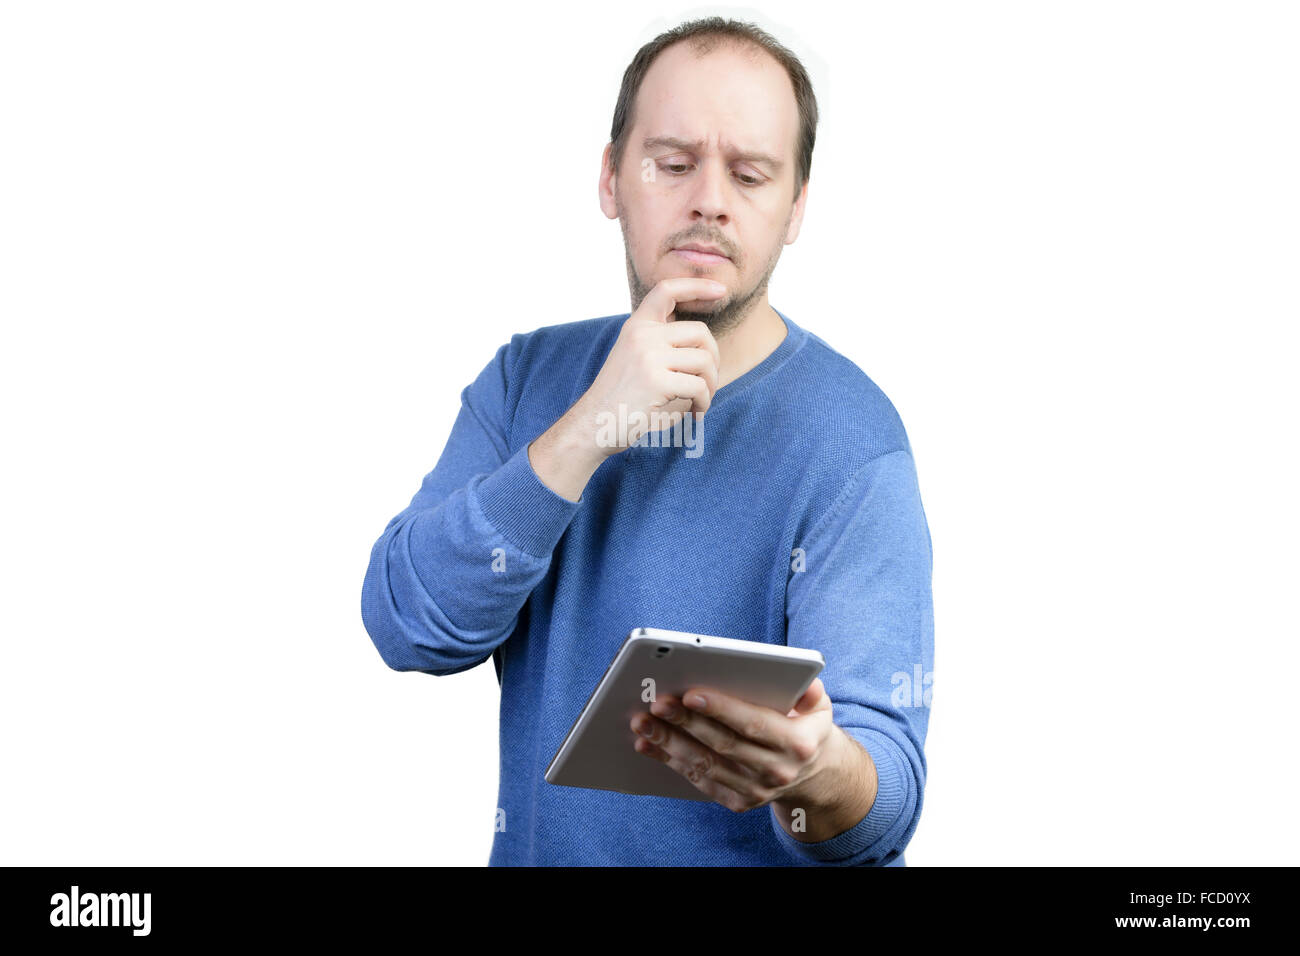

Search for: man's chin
xmin=672 ymin=306 xmax=726 ymax=327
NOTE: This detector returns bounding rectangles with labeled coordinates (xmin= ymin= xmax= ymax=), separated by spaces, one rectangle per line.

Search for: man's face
xmin=600 ymin=40 xmax=807 ymax=335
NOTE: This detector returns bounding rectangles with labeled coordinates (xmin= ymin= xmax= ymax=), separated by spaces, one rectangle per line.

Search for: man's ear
xmin=784 ymin=179 xmax=809 ymax=245
xmin=598 ymin=142 xmax=619 ymax=220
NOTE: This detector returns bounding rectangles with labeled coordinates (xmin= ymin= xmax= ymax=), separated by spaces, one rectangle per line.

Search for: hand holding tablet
xmin=545 ymin=627 xmax=825 ymax=801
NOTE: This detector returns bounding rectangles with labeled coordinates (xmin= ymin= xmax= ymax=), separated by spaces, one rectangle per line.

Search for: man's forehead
xmin=633 ymin=43 xmax=797 ymax=163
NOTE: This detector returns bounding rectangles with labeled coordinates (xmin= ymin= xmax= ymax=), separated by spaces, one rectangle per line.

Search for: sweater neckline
xmin=709 ymin=307 xmax=806 ymax=408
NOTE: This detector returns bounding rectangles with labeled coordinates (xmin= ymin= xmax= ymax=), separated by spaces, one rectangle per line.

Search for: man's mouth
xmin=672 ymin=246 xmax=731 ymax=265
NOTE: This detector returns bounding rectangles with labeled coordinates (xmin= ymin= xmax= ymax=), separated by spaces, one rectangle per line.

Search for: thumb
xmin=788 ymin=677 xmax=828 ymax=716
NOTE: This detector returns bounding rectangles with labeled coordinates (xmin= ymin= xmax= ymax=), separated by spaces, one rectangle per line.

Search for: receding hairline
xmin=634 ymin=39 xmax=795 ymax=176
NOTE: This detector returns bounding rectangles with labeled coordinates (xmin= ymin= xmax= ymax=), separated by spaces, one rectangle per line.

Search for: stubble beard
xmin=617 ymin=197 xmax=787 ymax=338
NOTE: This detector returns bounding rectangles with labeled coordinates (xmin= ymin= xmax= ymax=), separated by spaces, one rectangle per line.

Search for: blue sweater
xmin=361 ymin=309 xmax=934 ymax=866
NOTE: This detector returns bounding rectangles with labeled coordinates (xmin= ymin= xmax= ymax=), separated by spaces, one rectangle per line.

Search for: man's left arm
xmin=629 ymin=447 xmax=934 ymax=865
xmin=772 ymin=446 xmax=934 ymax=864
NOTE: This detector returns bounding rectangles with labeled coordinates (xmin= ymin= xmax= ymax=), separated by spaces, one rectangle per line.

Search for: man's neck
xmin=715 ymin=301 xmax=788 ymax=390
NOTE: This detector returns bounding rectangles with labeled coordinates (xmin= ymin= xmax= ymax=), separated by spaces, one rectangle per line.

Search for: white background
xmin=2 ymin=0 xmax=1296 ymax=866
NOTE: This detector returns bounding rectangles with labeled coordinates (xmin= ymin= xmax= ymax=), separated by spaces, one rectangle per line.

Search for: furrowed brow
xmin=642 ymin=136 xmax=784 ymax=173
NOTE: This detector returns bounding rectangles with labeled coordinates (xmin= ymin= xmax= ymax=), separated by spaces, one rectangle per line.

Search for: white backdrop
xmin=2 ymin=0 xmax=1296 ymax=866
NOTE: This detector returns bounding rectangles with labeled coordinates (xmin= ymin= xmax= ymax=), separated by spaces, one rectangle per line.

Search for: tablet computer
xmin=544 ymin=627 xmax=825 ymax=801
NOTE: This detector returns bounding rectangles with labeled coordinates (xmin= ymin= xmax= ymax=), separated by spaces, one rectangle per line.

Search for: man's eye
xmin=659 ymin=163 xmax=762 ymax=187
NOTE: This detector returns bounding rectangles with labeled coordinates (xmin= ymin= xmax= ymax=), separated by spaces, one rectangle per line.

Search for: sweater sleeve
xmin=360 ymin=336 xmax=583 ymax=675
xmin=772 ymin=447 xmax=934 ymax=865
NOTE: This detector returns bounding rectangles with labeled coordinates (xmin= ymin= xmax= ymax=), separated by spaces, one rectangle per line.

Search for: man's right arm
xmin=361 ymin=278 xmax=728 ymax=675
xmin=360 ymin=337 xmax=586 ymax=675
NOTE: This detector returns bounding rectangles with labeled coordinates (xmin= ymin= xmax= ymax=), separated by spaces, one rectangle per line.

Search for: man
xmin=361 ymin=16 xmax=934 ymax=866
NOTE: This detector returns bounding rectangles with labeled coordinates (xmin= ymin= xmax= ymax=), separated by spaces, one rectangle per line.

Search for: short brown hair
xmin=608 ymin=17 xmax=819 ymax=204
